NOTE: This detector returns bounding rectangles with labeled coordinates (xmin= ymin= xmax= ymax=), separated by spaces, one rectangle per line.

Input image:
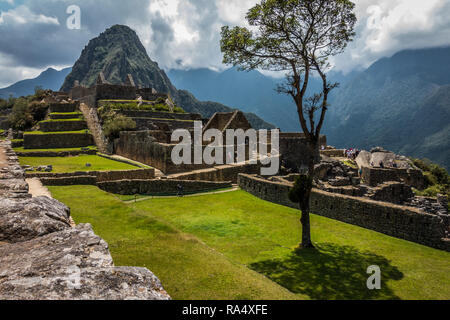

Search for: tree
xmin=220 ymin=0 xmax=356 ymax=248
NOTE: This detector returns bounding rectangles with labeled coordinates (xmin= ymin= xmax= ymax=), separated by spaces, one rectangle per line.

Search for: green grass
xmin=49 ymin=186 xmax=298 ymax=300
xmin=14 ymin=146 xmax=97 ymax=153
xmin=40 ymin=119 xmax=84 ymax=123
xmin=49 ymin=186 xmax=450 ymax=300
xmin=341 ymin=159 xmax=358 ymax=169
xmin=50 ymin=112 xmax=83 ymax=116
xmin=24 ymin=130 xmax=91 ymax=135
xmin=19 ymin=155 xmax=139 ymax=173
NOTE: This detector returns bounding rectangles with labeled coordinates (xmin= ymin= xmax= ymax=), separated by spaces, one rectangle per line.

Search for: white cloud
xmin=332 ymin=0 xmax=450 ymax=72
xmin=0 ymin=5 xmax=59 ymax=25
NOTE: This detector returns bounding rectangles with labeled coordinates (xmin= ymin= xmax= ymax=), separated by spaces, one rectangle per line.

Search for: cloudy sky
xmin=0 ymin=0 xmax=450 ymax=87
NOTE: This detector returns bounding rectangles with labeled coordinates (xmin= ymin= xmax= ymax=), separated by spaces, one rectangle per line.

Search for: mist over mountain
xmin=324 ymin=46 xmax=450 ymax=169
xmin=0 ymin=67 xmax=71 ymax=98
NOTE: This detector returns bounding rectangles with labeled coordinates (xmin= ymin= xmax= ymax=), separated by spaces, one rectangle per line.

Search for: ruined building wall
xmin=279 ymin=134 xmax=327 ymax=171
xmin=238 ymin=174 xmax=449 ymax=251
xmin=361 ymin=166 xmax=426 ymax=189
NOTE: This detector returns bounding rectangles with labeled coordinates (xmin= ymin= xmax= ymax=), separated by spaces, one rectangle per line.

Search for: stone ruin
xmin=316 ymin=147 xmax=448 ymax=219
xmin=67 ymin=72 xmax=321 ymax=178
xmin=0 ymin=139 xmax=170 ymax=300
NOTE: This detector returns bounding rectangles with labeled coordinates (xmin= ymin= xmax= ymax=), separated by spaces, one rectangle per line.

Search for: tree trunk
xmin=299 ymin=201 xmax=314 ymax=248
xmin=298 ymin=141 xmax=317 ymax=249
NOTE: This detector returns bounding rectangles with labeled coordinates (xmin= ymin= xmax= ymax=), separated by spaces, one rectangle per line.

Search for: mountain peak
xmin=60 ymin=24 xmax=173 ymax=93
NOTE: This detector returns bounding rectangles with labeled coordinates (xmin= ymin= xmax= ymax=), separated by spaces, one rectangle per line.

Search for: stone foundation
xmin=24 ymin=132 xmax=94 ymax=149
xmin=97 ymin=179 xmax=232 ymax=195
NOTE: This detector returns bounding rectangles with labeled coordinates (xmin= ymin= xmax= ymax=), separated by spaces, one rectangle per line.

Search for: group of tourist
xmin=345 ymin=148 xmax=360 ymax=160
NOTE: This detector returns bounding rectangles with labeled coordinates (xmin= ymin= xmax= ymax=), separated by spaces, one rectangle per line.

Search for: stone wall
xmin=115 ymin=130 xmax=267 ymax=175
xmin=320 ymin=149 xmax=346 ymax=158
xmin=49 ymin=103 xmax=78 ymax=113
xmin=279 ymin=133 xmax=327 ymax=171
xmin=118 ymin=110 xmax=201 ymax=121
xmin=39 ymin=120 xmax=88 ymax=132
xmin=70 ymin=84 xmax=169 ymax=107
xmin=27 ymin=168 xmax=155 ymax=185
xmin=361 ymin=166 xmax=426 ymax=189
xmin=238 ymin=174 xmax=449 ymax=251
xmin=168 ymin=163 xmax=262 ymax=183
xmin=132 ymin=117 xmax=195 ymax=131
xmin=0 ymin=139 xmax=170 ymax=300
xmin=24 ymin=132 xmax=94 ymax=149
xmin=97 ymin=179 xmax=232 ymax=195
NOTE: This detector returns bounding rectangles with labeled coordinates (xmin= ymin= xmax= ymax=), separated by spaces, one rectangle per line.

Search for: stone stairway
xmin=79 ymin=103 xmax=110 ymax=154
xmin=23 ymin=102 xmax=94 ymax=150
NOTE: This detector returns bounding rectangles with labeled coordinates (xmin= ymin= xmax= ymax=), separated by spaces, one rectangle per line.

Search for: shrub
xmin=8 ymin=98 xmax=34 ymax=130
xmin=103 ymin=114 xmax=137 ymax=139
xmin=288 ymin=175 xmax=313 ymax=207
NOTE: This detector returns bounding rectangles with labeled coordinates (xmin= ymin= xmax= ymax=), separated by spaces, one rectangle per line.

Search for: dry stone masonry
xmin=0 ymin=140 xmax=170 ymax=300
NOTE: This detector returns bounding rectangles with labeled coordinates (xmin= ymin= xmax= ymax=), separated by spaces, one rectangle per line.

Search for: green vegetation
xmin=411 ymin=158 xmax=449 ymax=203
xmin=98 ymin=107 xmax=136 ymax=139
xmin=49 ymin=186 xmax=450 ymax=300
xmin=99 ymin=100 xmax=185 ymax=113
xmin=40 ymin=119 xmax=85 ymax=123
xmin=50 ymin=112 xmax=83 ymax=116
xmin=19 ymin=155 xmax=138 ymax=173
xmin=342 ymin=159 xmax=358 ymax=169
xmin=0 ymin=96 xmax=16 ymax=111
xmin=24 ymin=130 xmax=91 ymax=135
xmin=97 ymin=153 xmax=152 ymax=169
xmin=14 ymin=146 xmax=97 ymax=153
xmin=7 ymin=88 xmax=53 ymax=130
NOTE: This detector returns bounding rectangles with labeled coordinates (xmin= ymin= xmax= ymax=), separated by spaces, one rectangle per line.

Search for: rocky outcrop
xmin=0 ymin=140 xmax=170 ymax=300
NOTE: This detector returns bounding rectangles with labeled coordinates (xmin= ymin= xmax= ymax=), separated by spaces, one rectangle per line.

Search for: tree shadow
xmin=249 ymin=243 xmax=404 ymax=300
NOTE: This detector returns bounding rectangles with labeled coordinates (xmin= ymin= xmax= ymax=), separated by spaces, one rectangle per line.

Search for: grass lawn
xmin=14 ymin=146 xmax=97 ymax=153
xmin=20 ymin=155 xmax=139 ymax=173
xmin=49 ymin=186 xmax=450 ymax=300
xmin=23 ymin=130 xmax=91 ymax=135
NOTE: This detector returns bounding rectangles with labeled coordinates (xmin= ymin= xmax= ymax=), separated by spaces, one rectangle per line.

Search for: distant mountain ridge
xmin=0 ymin=67 xmax=72 ymax=98
xmin=324 ymin=46 xmax=450 ymax=170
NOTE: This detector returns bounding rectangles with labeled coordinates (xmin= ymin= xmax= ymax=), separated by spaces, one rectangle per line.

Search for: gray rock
xmin=0 ymin=267 xmax=170 ymax=300
xmin=0 ymin=224 xmax=170 ymax=300
xmin=0 ymin=196 xmax=71 ymax=243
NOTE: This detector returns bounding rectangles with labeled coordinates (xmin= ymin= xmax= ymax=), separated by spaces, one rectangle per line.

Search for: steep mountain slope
xmin=60 ymin=25 xmax=274 ymax=129
xmin=324 ymin=46 xmax=450 ymax=169
xmin=0 ymin=67 xmax=71 ymax=98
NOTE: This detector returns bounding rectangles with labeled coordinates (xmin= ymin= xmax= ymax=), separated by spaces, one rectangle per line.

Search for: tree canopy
xmin=221 ymin=0 xmax=356 ymax=142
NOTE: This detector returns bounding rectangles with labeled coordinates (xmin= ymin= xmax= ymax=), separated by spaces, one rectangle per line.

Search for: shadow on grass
xmin=249 ymin=243 xmax=403 ymax=300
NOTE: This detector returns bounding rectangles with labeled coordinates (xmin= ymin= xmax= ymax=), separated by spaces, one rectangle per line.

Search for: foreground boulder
xmin=0 ymin=224 xmax=170 ymax=300
xmin=0 ymin=196 xmax=71 ymax=243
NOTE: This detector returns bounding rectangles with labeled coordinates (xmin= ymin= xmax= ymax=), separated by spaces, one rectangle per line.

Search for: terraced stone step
xmin=117 ymin=110 xmax=201 ymax=121
xmin=23 ymin=131 xmax=94 ymax=149
xmin=49 ymin=103 xmax=78 ymax=113
xmin=50 ymin=112 xmax=83 ymax=120
xmin=39 ymin=119 xmax=88 ymax=132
